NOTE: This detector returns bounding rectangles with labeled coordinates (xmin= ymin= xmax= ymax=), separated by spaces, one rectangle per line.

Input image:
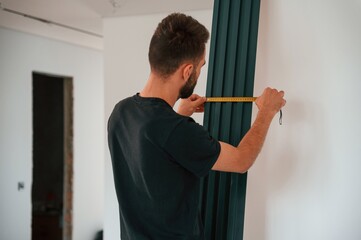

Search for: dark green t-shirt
xmin=108 ymin=94 xmax=220 ymax=240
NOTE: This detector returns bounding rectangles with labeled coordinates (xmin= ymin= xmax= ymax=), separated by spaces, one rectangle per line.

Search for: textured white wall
xmin=103 ymin=10 xmax=213 ymax=239
xmin=245 ymin=0 xmax=361 ymax=239
xmin=0 ymin=27 xmax=104 ymax=240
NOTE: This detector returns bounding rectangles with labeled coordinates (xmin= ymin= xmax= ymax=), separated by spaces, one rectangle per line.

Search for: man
xmin=108 ymin=13 xmax=286 ymax=240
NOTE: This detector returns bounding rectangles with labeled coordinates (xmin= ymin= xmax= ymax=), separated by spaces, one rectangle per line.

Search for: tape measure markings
xmin=206 ymin=97 xmax=257 ymax=102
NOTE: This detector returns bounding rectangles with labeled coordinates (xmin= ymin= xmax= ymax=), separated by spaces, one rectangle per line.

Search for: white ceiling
xmin=0 ymin=0 xmax=213 ymax=49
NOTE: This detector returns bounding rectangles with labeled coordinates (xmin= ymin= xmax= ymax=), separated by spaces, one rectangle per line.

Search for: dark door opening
xmin=32 ymin=72 xmax=73 ymax=240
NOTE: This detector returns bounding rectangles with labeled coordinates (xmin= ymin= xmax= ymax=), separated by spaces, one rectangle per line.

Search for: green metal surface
xmin=200 ymin=0 xmax=261 ymax=239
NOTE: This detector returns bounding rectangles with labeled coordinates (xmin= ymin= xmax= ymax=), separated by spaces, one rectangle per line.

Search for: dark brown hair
xmin=148 ymin=13 xmax=210 ymax=77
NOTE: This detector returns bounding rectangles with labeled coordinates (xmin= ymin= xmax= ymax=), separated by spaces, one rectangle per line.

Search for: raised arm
xmin=212 ymin=87 xmax=286 ymax=173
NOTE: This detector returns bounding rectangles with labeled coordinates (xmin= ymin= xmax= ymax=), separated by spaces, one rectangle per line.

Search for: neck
xmin=140 ymin=72 xmax=180 ymax=107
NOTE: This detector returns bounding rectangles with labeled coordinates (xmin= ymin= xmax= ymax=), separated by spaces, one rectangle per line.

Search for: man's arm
xmin=212 ymin=87 xmax=286 ymax=173
xmin=177 ymin=94 xmax=206 ymax=116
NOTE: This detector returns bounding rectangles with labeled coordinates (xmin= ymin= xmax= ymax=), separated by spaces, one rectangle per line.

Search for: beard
xmin=179 ymin=71 xmax=197 ymax=99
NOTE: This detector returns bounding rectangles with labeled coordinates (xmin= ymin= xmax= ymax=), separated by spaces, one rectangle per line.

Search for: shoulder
xmin=107 ymin=96 xmax=135 ymax=128
xmin=110 ymin=95 xmax=138 ymax=117
xmin=114 ymin=96 xmax=135 ymax=111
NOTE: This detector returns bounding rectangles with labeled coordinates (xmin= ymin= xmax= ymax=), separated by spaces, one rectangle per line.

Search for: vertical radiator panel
xmin=201 ymin=0 xmax=261 ymax=239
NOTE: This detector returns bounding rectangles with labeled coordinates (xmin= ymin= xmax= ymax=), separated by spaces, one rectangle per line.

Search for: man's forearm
xmin=236 ymin=110 xmax=275 ymax=172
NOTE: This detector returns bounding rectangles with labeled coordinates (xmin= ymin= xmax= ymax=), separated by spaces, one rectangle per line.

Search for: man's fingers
xmin=193 ymin=96 xmax=206 ymax=105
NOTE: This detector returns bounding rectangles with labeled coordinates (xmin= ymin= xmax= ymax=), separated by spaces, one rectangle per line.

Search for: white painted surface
xmin=244 ymin=0 xmax=361 ymax=239
xmin=0 ymin=27 xmax=104 ymax=240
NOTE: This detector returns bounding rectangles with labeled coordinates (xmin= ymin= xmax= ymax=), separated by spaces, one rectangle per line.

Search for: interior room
xmin=1 ymin=0 xmax=360 ymax=239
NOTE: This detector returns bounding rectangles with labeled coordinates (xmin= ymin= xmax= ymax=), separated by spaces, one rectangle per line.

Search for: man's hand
xmin=255 ymin=87 xmax=286 ymax=117
xmin=177 ymin=94 xmax=207 ymax=117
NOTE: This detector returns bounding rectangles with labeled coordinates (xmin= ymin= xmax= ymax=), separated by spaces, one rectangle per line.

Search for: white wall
xmin=0 ymin=27 xmax=104 ymax=240
xmin=244 ymin=0 xmax=361 ymax=239
xmin=103 ymin=10 xmax=213 ymax=239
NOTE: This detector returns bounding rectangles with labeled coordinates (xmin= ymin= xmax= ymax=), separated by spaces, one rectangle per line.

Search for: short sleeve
xmin=164 ymin=118 xmax=221 ymax=177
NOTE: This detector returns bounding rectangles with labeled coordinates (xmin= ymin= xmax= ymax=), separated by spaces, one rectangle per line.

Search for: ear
xmin=182 ymin=64 xmax=194 ymax=81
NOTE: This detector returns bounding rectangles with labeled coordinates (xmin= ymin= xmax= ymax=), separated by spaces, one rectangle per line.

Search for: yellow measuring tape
xmin=205 ymin=96 xmax=283 ymax=125
xmin=206 ymin=97 xmax=257 ymax=102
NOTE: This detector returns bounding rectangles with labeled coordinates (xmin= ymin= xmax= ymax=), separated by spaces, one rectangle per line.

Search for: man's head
xmin=148 ymin=13 xmax=210 ymax=88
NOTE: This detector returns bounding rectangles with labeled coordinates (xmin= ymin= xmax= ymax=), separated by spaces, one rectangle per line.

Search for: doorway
xmin=32 ymin=72 xmax=73 ymax=240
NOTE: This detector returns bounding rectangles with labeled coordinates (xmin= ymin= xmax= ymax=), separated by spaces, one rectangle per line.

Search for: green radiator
xmin=200 ymin=0 xmax=261 ymax=239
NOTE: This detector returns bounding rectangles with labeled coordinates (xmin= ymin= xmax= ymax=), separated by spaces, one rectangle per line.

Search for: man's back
xmin=107 ymin=94 xmax=220 ymax=239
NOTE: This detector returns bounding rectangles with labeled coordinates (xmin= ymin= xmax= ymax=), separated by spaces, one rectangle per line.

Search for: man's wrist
xmin=257 ymin=109 xmax=276 ymax=123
